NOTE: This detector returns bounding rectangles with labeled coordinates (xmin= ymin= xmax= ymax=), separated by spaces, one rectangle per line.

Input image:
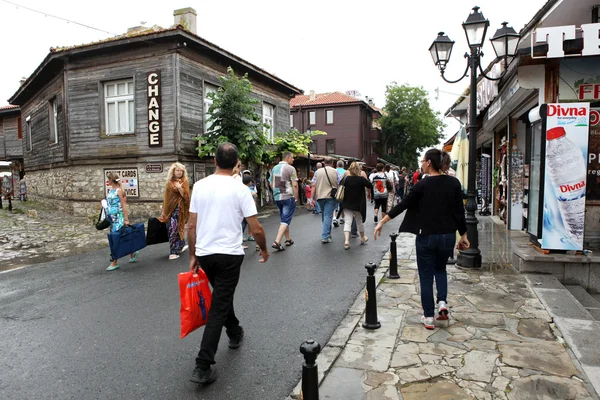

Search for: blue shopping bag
xmin=108 ymin=223 xmax=146 ymax=260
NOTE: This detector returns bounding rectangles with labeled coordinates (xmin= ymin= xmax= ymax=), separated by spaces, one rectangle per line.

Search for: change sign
xmin=104 ymin=168 xmax=139 ymax=198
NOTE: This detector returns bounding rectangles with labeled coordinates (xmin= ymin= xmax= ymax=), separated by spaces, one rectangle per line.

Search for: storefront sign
xmin=104 ymin=168 xmax=139 ymax=197
xmin=147 ymin=71 xmax=162 ymax=147
xmin=534 ymin=23 xmax=600 ymax=58
xmin=542 ymin=103 xmax=590 ymax=250
xmin=559 ymin=58 xmax=600 ymax=101
xmin=145 ymin=163 xmax=163 ymax=173
xmin=476 ymin=64 xmax=501 ymax=115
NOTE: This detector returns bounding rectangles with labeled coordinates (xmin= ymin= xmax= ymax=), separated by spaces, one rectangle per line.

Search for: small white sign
xmin=104 ymin=168 xmax=139 ymax=197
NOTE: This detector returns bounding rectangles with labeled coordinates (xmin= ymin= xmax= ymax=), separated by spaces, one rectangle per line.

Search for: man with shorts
xmin=188 ymin=142 xmax=269 ymax=385
xmin=270 ymin=151 xmax=299 ymax=251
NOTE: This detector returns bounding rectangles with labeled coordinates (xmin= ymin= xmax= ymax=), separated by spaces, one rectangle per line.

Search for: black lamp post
xmin=429 ymin=6 xmax=519 ymax=268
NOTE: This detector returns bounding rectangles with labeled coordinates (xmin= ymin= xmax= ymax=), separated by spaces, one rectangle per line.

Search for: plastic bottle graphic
xmin=546 ymin=126 xmax=586 ymax=242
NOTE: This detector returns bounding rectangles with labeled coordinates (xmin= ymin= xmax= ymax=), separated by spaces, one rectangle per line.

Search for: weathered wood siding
xmin=66 ymin=51 xmax=176 ymax=160
xmin=177 ymin=52 xmax=292 ymax=156
xmin=20 ymin=75 xmax=66 ymax=169
xmin=1 ymin=116 xmax=22 ymax=159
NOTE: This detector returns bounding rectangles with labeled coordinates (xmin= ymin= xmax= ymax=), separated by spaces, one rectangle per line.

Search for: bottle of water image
xmin=546 ymin=126 xmax=586 ymax=241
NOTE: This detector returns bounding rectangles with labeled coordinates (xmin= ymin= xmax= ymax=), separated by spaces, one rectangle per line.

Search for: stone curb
xmin=289 ymin=250 xmax=393 ymax=399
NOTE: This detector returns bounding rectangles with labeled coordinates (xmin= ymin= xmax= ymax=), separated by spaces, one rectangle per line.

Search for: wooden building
xmin=8 ymin=8 xmax=302 ymax=217
xmin=0 ymin=105 xmax=23 ymax=197
xmin=290 ymin=91 xmax=382 ymax=167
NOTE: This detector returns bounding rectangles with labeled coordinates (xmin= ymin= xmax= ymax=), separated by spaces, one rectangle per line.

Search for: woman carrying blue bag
xmin=106 ymin=172 xmax=140 ymax=271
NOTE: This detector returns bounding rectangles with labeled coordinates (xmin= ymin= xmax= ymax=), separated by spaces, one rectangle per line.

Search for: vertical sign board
xmin=542 ymin=103 xmax=590 ymax=250
xmin=104 ymin=168 xmax=139 ymax=198
xmin=147 ymin=71 xmax=162 ymax=147
xmin=587 ymin=109 xmax=600 ymax=201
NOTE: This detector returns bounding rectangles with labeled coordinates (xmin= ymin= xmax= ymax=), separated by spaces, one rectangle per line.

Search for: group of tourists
xmin=100 ymin=142 xmax=469 ymax=385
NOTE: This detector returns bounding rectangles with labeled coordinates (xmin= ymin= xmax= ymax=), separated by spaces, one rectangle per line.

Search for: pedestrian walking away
xmin=333 ymin=160 xmax=347 ymax=227
xmin=314 ymin=159 xmax=339 ymax=243
xmin=269 ymin=151 xmax=299 ymax=251
xmin=105 ymin=172 xmax=140 ymax=271
xmin=188 ymin=142 xmax=269 ymax=385
xmin=373 ymin=148 xmax=469 ymax=330
xmin=158 ymin=163 xmax=191 ymax=260
xmin=340 ymin=162 xmax=373 ymax=249
xmin=370 ymin=163 xmax=392 ymax=223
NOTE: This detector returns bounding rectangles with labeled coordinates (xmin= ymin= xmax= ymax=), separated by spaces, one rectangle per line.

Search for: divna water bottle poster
xmin=542 ymin=103 xmax=590 ymax=250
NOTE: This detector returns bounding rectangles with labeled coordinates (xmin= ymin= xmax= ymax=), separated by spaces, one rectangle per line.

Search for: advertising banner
xmin=586 ymin=108 xmax=600 ymax=202
xmin=542 ymin=103 xmax=590 ymax=250
xmin=104 ymin=168 xmax=139 ymax=198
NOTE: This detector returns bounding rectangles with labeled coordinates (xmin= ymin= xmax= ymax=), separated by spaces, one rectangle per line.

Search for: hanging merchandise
xmin=479 ymin=154 xmax=491 ymax=215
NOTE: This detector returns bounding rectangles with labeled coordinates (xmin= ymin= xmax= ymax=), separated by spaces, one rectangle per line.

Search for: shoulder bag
xmin=324 ymin=167 xmax=337 ymax=198
xmin=335 ymin=177 xmax=346 ymax=202
xmin=95 ymin=203 xmax=111 ymax=231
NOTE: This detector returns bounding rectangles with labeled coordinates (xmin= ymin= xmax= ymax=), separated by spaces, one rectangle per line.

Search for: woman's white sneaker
xmin=437 ymin=301 xmax=449 ymax=320
xmin=421 ymin=316 xmax=435 ymax=330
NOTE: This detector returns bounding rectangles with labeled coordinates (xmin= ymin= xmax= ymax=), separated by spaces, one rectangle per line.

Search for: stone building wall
xmin=25 ymin=161 xmax=199 ymax=222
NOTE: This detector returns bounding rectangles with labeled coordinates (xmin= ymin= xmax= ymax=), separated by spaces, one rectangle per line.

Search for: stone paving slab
xmin=290 ymin=231 xmax=600 ymax=399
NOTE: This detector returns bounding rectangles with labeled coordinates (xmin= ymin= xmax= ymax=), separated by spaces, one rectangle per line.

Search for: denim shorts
xmin=276 ymin=198 xmax=296 ymax=226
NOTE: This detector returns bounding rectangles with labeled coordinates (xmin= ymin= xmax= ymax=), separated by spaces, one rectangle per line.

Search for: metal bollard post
xmin=300 ymin=339 xmax=321 ymax=400
xmin=387 ymin=233 xmax=400 ymax=279
xmin=0 ymin=194 xmax=3 ymax=209
xmin=7 ymin=194 xmax=12 ymax=212
xmin=362 ymin=262 xmax=381 ymax=330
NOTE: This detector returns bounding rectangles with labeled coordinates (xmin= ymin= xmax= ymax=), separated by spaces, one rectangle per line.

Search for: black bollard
xmin=0 ymin=194 xmax=3 ymax=209
xmin=387 ymin=233 xmax=400 ymax=279
xmin=300 ymin=339 xmax=321 ymax=400
xmin=7 ymin=194 xmax=12 ymax=212
xmin=362 ymin=262 xmax=381 ymax=330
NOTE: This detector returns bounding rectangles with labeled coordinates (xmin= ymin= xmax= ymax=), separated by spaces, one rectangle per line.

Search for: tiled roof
xmin=0 ymin=105 xmax=19 ymax=111
xmin=291 ymin=92 xmax=363 ymax=107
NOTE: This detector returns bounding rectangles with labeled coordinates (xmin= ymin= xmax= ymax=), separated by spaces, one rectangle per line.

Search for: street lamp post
xmin=429 ymin=6 xmax=519 ymax=269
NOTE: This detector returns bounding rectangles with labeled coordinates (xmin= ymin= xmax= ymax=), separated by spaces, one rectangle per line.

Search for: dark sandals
xmin=272 ymin=241 xmax=285 ymax=251
xmin=285 ymin=239 xmax=294 ymax=246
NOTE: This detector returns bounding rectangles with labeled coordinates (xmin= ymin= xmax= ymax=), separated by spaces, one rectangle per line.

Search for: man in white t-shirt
xmin=188 ymin=143 xmax=269 ymax=385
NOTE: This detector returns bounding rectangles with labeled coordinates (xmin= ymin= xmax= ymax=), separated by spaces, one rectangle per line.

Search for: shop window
xmin=326 ymin=139 xmax=335 ymax=154
xmin=104 ymin=79 xmax=135 ymax=135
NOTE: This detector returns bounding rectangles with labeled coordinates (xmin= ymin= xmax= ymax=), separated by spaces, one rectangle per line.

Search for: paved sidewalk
xmin=291 ymin=217 xmax=599 ymax=400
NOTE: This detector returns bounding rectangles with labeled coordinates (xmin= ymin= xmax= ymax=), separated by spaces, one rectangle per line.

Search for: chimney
xmin=174 ymin=7 xmax=197 ymax=34
xmin=127 ymin=26 xmax=145 ymax=34
xmin=19 ymin=77 xmax=27 ymax=86
xmin=309 ymin=90 xmax=316 ymax=101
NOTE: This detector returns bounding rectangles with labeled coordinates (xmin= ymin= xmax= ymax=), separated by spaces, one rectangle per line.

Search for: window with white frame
xmin=26 ymin=119 xmax=32 ymax=151
xmin=49 ymin=99 xmax=58 ymax=144
xmin=263 ymin=103 xmax=275 ymax=141
xmin=309 ymin=110 xmax=316 ymax=125
xmin=326 ymin=109 xmax=334 ymax=124
xmin=104 ymin=79 xmax=135 ymax=135
xmin=203 ymin=83 xmax=218 ymax=134
xmin=290 ymin=114 xmax=294 ymax=128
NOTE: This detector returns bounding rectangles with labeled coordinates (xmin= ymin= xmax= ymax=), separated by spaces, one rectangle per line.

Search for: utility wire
xmin=0 ymin=0 xmax=119 ymax=36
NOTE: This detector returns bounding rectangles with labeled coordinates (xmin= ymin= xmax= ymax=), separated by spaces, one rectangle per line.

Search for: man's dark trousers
xmin=195 ymin=254 xmax=244 ymax=370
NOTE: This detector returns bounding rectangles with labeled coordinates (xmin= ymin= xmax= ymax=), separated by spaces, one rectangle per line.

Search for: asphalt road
xmin=0 ymin=208 xmax=401 ymax=400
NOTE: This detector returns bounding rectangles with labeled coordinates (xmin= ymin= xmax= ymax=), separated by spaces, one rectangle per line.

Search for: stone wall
xmin=25 ymin=161 xmax=201 ymax=221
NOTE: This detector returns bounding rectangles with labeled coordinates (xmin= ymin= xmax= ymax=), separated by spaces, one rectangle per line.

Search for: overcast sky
xmin=0 ymin=0 xmax=548 ymax=141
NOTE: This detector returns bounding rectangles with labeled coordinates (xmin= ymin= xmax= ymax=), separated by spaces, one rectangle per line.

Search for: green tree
xmin=379 ymin=83 xmax=445 ymax=168
xmin=272 ymin=128 xmax=326 ymax=156
xmin=196 ymin=67 xmax=269 ymax=164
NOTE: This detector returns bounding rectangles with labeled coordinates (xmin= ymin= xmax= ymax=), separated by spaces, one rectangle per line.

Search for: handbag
xmin=335 ymin=177 xmax=346 ymax=202
xmin=107 ymin=222 xmax=147 ymax=260
xmin=146 ymin=217 xmax=169 ymax=245
xmin=384 ymin=173 xmax=393 ymax=192
xmin=179 ymin=268 xmax=212 ymax=338
xmin=324 ymin=167 xmax=338 ymax=198
xmin=95 ymin=208 xmax=110 ymax=231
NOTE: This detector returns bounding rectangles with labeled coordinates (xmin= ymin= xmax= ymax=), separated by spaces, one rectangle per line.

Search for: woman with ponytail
xmin=373 ymin=148 xmax=469 ymax=330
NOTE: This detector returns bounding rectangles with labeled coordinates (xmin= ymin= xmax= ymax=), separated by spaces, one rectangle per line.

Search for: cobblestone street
xmin=0 ymin=200 xmax=107 ymax=271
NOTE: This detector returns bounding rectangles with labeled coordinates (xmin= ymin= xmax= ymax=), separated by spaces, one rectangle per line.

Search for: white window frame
xmin=309 ymin=110 xmax=316 ymax=125
xmin=49 ymin=99 xmax=58 ymax=144
xmin=263 ymin=102 xmax=275 ymax=142
xmin=203 ymin=83 xmax=218 ymax=134
xmin=290 ymin=114 xmax=294 ymax=128
xmin=326 ymin=109 xmax=334 ymax=124
xmin=104 ymin=79 xmax=135 ymax=135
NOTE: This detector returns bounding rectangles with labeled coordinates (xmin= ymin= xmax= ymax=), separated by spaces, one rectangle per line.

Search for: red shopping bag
xmin=178 ymin=268 xmax=212 ymax=339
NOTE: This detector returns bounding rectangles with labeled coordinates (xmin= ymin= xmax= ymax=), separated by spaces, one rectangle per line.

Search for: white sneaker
xmin=437 ymin=301 xmax=449 ymax=320
xmin=421 ymin=316 xmax=435 ymax=330
xmin=180 ymin=245 xmax=189 ymax=254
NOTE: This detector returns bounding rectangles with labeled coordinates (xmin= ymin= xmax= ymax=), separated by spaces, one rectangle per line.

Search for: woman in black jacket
xmin=373 ymin=149 xmax=470 ymax=330
xmin=341 ymin=162 xmax=373 ymax=249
